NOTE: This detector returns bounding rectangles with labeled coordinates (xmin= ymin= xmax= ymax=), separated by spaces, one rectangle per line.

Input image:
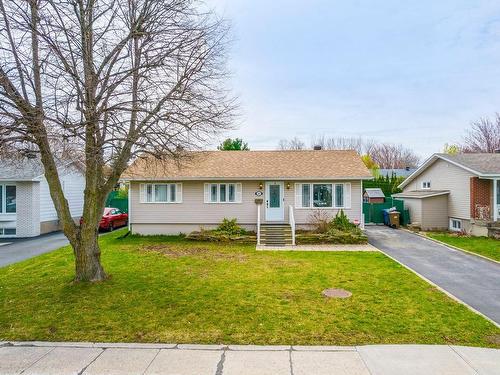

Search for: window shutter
xmin=235 ymin=183 xmax=243 ymax=203
xmin=140 ymin=183 xmax=146 ymax=203
xmin=176 ymin=183 xmax=182 ymax=203
xmin=204 ymin=183 xmax=210 ymax=203
xmin=344 ymin=183 xmax=351 ymax=209
xmin=295 ymin=183 xmax=302 ymax=208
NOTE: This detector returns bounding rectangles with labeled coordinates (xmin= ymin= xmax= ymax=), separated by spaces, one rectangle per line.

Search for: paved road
xmin=366 ymin=226 xmax=500 ymax=325
xmin=0 ymin=342 xmax=498 ymax=375
xmin=0 ymin=232 xmax=69 ymax=268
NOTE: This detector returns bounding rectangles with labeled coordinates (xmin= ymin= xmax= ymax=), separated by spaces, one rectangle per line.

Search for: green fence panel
xmin=363 ymin=198 xmax=407 ymax=225
xmin=105 ymin=191 xmax=129 ymax=213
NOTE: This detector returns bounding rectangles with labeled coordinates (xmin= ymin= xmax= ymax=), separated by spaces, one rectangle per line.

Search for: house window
xmin=302 ymin=184 xmax=311 ymax=207
xmin=422 ymin=181 xmax=431 ymax=189
xmin=313 ymin=184 xmax=332 ymax=207
xmin=0 ymin=185 xmax=16 ymax=213
xmin=335 ymin=184 xmax=344 ymax=208
xmin=206 ymin=183 xmax=240 ymax=203
xmin=297 ymin=183 xmax=350 ymax=209
xmin=0 ymin=228 xmax=16 ymax=236
xmin=142 ymin=183 xmax=181 ymax=203
xmin=449 ymin=218 xmax=462 ymax=232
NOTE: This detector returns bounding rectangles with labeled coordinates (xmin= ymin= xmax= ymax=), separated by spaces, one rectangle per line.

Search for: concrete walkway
xmin=1 ymin=342 xmax=499 ymax=375
xmin=365 ymin=226 xmax=500 ymax=326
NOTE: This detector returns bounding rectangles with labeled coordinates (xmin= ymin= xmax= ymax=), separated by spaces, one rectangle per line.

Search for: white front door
xmin=265 ymin=181 xmax=284 ymax=221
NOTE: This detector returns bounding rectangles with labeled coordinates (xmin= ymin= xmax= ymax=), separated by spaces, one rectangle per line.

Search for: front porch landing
xmin=256 ymin=243 xmax=379 ymax=251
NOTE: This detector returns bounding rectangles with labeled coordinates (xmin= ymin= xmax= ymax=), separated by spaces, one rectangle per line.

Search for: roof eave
xmin=121 ymin=176 xmax=374 ymax=182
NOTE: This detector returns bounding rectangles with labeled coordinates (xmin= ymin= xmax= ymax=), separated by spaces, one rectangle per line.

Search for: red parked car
xmin=99 ymin=208 xmax=128 ymax=231
xmin=80 ymin=208 xmax=128 ymax=231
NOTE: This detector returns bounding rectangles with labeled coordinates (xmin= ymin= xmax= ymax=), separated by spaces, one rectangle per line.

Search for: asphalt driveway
xmin=366 ymin=226 xmax=500 ymax=325
xmin=0 ymin=232 xmax=69 ymax=268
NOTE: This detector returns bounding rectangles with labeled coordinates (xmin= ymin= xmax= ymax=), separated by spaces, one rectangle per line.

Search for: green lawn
xmin=0 ymin=229 xmax=499 ymax=347
xmin=427 ymin=233 xmax=500 ymax=262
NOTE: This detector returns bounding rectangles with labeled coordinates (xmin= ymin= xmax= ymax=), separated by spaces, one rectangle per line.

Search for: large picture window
xmin=141 ymin=183 xmax=181 ymax=203
xmin=0 ymin=184 xmax=16 ymax=213
xmin=296 ymin=183 xmax=350 ymax=209
xmin=205 ymin=183 xmax=242 ymax=203
xmin=313 ymin=184 xmax=332 ymax=207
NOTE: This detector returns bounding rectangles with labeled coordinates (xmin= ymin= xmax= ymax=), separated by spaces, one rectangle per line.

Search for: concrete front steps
xmin=260 ymin=224 xmax=293 ymax=246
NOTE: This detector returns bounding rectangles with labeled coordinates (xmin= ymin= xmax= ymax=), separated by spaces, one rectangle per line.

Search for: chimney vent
xmin=313 ymin=145 xmax=322 ymax=150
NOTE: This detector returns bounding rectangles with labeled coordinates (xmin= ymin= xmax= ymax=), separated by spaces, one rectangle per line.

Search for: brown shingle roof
xmin=122 ymin=150 xmax=372 ymax=180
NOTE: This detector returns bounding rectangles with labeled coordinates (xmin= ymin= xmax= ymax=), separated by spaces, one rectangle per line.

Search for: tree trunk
xmin=73 ymin=230 xmax=107 ymax=282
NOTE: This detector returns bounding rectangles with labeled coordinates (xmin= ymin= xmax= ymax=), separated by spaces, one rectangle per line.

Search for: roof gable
xmin=123 ymin=150 xmax=372 ymax=180
xmin=399 ymin=153 xmax=500 ymax=189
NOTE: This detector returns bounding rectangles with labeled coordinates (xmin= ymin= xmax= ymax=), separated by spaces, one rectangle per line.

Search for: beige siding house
xmin=395 ymin=153 xmax=500 ymax=236
xmin=123 ymin=150 xmax=372 ymax=243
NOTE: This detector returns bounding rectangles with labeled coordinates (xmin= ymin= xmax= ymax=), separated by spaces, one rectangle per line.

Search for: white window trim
xmin=204 ymin=183 xmax=242 ymax=204
xmin=294 ymin=182 xmax=351 ymax=210
xmin=449 ymin=218 xmax=462 ymax=232
xmin=0 ymin=184 xmax=16 ymax=214
xmin=140 ymin=183 xmax=182 ymax=204
xmin=421 ymin=181 xmax=431 ymax=190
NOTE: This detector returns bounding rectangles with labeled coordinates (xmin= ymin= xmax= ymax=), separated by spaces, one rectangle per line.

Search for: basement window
xmin=449 ymin=218 xmax=462 ymax=232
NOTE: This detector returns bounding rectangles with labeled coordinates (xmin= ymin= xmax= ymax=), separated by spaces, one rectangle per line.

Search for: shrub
xmin=214 ymin=218 xmax=247 ymax=235
xmin=308 ymin=210 xmax=332 ymax=233
xmin=330 ymin=209 xmax=357 ymax=232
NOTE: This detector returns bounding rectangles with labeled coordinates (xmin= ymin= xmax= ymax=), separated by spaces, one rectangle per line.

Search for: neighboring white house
xmin=0 ymin=157 xmax=85 ymax=238
xmin=394 ymin=153 xmax=500 ymax=236
xmin=121 ymin=150 xmax=372 ymax=245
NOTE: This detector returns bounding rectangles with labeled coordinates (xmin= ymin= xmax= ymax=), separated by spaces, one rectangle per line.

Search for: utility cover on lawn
xmin=322 ymin=288 xmax=352 ymax=298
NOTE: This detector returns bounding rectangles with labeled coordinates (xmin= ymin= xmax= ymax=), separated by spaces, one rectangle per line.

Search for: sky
xmin=206 ymin=0 xmax=500 ymax=157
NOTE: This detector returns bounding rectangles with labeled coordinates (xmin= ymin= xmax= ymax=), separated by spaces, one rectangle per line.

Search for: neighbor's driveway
xmin=0 ymin=232 xmax=69 ymax=268
xmin=366 ymin=226 xmax=500 ymax=325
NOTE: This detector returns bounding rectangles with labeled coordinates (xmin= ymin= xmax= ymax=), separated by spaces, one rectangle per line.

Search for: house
xmin=379 ymin=167 xmax=417 ymax=178
xmin=394 ymin=153 xmax=500 ymax=236
xmin=122 ymin=150 xmax=372 ymax=244
xmin=0 ymin=157 xmax=85 ymax=238
xmin=363 ymin=188 xmax=385 ymax=203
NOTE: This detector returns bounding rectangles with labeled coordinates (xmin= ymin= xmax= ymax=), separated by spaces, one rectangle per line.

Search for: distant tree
xmin=310 ymin=136 xmax=365 ymax=154
xmin=461 ymin=114 xmax=500 ymax=153
xmin=443 ymin=143 xmax=460 ymax=155
xmin=277 ymin=137 xmax=305 ymax=150
xmin=217 ymin=138 xmax=249 ymax=150
xmin=369 ymin=143 xmax=420 ymax=169
xmin=361 ymin=154 xmax=379 ymax=176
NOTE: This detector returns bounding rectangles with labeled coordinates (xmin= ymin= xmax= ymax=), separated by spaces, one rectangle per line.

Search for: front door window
xmin=269 ymin=185 xmax=280 ymax=208
xmin=265 ymin=182 xmax=284 ymax=221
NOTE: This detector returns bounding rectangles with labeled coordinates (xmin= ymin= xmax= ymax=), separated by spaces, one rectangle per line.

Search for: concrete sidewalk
xmin=1 ymin=342 xmax=499 ymax=375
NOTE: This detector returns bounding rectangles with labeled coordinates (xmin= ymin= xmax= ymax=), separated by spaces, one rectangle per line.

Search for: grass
xmin=0 ymin=229 xmax=499 ymax=347
xmin=427 ymin=232 xmax=500 ymax=262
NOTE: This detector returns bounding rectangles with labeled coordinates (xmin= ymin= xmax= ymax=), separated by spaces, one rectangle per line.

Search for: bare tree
xmin=461 ymin=114 xmax=500 ymax=153
xmin=277 ymin=136 xmax=418 ymax=168
xmin=0 ymin=0 xmax=234 ymax=281
xmin=310 ymin=136 xmax=365 ymax=154
xmin=369 ymin=143 xmax=420 ymax=169
xmin=277 ymin=137 xmax=305 ymax=150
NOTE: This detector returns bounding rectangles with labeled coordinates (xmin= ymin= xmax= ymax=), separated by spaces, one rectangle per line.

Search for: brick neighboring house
xmin=393 ymin=153 xmax=500 ymax=237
